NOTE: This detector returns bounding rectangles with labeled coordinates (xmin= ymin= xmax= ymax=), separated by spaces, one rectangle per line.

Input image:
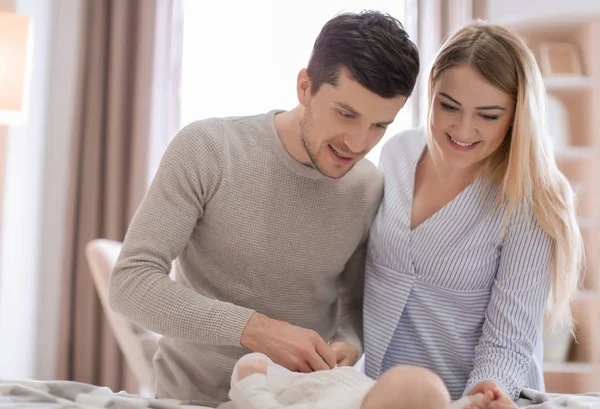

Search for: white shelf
xmin=512 ymin=15 xmax=600 ymax=393
xmin=544 ymin=362 xmax=597 ymax=373
xmin=574 ymin=290 xmax=599 ymax=301
xmin=577 ymin=218 xmax=597 ymax=229
xmin=503 ymin=15 xmax=593 ymax=32
xmin=544 ymin=76 xmax=594 ymax=91
xmin=555 ymin=146 xmax=595 ymax=159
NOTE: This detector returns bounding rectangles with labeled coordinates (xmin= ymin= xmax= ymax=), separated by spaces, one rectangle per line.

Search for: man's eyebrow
xmin=335 ymin=101 xmax=394 ymax=126
xmin=334 ymin=101 xmax=360 ymax=116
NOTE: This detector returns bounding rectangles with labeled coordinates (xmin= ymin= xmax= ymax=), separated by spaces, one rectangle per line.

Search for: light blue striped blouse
xmin=364 ymin=128 xmax=553 ymax=401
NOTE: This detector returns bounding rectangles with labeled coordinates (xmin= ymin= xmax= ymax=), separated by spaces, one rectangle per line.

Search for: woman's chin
xmin=437 ymin=149 xmax=481 ymax=171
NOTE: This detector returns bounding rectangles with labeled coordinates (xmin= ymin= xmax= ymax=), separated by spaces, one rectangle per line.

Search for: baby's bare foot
xmin=237 ymin=359 xmax=269 ymax=380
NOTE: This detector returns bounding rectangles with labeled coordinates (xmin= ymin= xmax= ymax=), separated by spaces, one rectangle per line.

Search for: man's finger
xmin=295 ymin=360 xmax=313 ymax=374
xmin=315 ymin=338 xmax=337 ymax=369
xmin=306 ymin=349 xmax=331 ymax=371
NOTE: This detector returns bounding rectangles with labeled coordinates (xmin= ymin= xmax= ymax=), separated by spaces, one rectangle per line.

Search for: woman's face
xmin=429 ymin=65 xmax=515 ymax=171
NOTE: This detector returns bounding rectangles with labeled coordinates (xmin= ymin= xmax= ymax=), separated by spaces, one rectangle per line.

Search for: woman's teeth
xmin=449 ymin=135 xmax=476 ymax=147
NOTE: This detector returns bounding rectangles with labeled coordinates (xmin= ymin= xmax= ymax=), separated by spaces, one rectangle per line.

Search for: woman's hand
xmin=464 ymin=390 xmax=494 ymax=409
xmin=329 ymin=341 xmax=359 ymax=366
xmin=466 ymin=381 xmax=517 ymax=409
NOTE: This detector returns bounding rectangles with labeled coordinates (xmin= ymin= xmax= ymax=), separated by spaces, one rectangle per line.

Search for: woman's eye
xmin=480 ymin=114 xmax=499 ymax=121
xmin=440 ymin=102 xmax=458 ymax=111
xmin=339 ymin=111 xmax=353 ymax=119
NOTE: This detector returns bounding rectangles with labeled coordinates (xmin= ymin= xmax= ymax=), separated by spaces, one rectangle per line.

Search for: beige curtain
xmin=409 ymin=0 xmax=487 ymax=124
xmin=56 ymin=0 xmax=182 ymax=392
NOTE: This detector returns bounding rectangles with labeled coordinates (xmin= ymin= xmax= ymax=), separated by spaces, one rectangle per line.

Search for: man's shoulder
xmin=352 ymin=158 xmax=382 ymax=181
xmin=178 ymin=112 xmax=269 ymax=146
xmin=171 ymin=117 xmax=226 ymax=154
xmin=345 ymin=159 xmax=384 ymax=198
xmin=377 ymin=127 xmax=425 ymax=169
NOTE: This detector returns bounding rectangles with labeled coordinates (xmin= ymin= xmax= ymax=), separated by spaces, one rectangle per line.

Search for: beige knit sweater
xmin=109 ymin=110 xmax=383 ymax=406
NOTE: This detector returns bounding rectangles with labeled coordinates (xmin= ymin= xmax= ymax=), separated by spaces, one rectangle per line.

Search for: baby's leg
xmin=231 ymin=353 xmax=290 ymax=387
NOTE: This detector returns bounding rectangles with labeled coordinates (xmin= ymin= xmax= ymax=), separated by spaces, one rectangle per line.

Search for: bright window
xmin=180 ymin=0 xmax=413 ymax=165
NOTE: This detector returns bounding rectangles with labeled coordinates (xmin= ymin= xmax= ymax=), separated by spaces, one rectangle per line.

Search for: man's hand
xmin=240 ymin=313 xmax=337 ymax=373
xmin=466 ymin=381 xmax=517 ymax=409
xmin=237 ymin=359 xmax=269 ymax=380
xmin=329 ymin=341 xmax=359 ymax=367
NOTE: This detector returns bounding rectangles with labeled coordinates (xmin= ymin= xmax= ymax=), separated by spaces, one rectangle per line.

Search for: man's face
xmin=297 ymin=69 xmax=407 ymax=179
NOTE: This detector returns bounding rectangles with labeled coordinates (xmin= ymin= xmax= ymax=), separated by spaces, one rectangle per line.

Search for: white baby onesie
xmin=222 ymin=353 xmax=474 ymax=409
xmin=229 ymin=367 xmax=372 ymax=409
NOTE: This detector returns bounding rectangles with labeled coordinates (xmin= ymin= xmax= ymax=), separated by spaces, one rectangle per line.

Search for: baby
xmin=219 ymin=353 xmax=497 ymax=409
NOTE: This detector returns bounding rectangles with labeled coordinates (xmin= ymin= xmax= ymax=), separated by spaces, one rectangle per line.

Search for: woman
xmin=363 ymin=21 xmax=583 ymax=405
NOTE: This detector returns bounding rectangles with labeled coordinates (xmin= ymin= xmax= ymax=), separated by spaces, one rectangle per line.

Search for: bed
xmin=2 ymin=379 xmax=600 ymax=409
xmin=0 ymin=379 xmax=212 ymax=409
xmin=517 ymin=389 xmax=600 ymax=408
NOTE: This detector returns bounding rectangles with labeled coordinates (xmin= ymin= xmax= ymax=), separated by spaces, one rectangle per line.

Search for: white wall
xmin=0 ymin=0 xmax=53 ymax=379
xmin=487 ymin=0 xmax=600 ymax=23
xmin=0 ymin=0 xmax=81 ymax=379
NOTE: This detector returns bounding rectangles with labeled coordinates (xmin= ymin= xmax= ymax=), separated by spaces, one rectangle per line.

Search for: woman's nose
xmin=454 ymin=115 xmax=476 ymax=140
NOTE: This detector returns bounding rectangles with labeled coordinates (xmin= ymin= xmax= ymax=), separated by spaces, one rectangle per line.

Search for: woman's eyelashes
xmin=440 ymin=102 xmax=458 ymax=111
xmin=480 ymin=113 xmax=499 ymax=121
xmin=440 ymin=102 xmax=499 ymax=121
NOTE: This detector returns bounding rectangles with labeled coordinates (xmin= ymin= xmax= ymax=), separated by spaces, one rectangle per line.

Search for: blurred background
xmin=0 ymin=0 xmax=598 ymax=398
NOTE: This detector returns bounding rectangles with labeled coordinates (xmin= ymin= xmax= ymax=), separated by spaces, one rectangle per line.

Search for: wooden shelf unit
xmin=507 ymin=16 xmax=600 ymax=394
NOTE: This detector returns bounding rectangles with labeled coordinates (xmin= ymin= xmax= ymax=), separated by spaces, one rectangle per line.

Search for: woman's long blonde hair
xmin=426 ymin=21 xmax=583 ymax=330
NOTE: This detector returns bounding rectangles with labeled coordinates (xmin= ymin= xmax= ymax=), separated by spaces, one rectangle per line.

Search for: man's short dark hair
xmin=307 ymin=10 xmax=420 ymax=99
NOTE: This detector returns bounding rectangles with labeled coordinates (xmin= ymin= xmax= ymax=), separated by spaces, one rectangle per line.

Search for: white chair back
xmin=85 ymin=239 xmax=157 ymax=397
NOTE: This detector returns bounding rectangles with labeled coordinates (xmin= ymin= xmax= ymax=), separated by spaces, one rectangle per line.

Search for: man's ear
xmin=297 ymin=68 xmax=312 ymax=106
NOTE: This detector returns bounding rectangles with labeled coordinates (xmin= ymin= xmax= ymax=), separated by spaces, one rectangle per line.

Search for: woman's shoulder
xmin=379 ymin=127 xmax=426 ymax=167
xmin=384 ymin=127 xmax=425 ymax=149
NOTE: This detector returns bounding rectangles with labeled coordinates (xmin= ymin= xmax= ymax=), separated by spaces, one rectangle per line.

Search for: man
xmin=109 ymin=10 xmax=419 ymax=407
